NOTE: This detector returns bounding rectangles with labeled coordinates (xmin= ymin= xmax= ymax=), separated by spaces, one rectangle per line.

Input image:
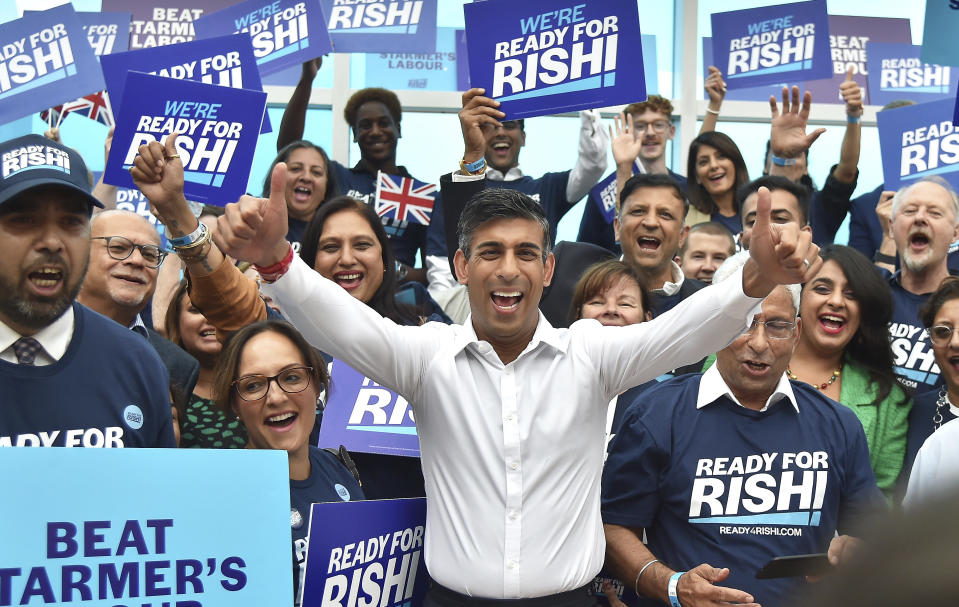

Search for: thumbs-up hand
xmin=840 ymin=67 xmax=863 ymax=118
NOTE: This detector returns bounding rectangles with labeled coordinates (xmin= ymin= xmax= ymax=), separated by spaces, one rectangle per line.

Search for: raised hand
xmin=769 ymin=85 xmax=826 ymax=158
xmin=704 ymin=66 xmax=727 ymax=108
xmin=745 ymin=186 xmax=823 ymax=296
xmin=130 ymin=132 xmax=189 ymax=228
xmin=609 ymin=113 xmax=642 ymax=168
xmin=459 ymin=88 xmax=504 ymax=163
xmin=840 ymin=67 xmax=863 ymax=118
xmin=214 ymin=162 xmax=291 ymax=267
xmin=876 ymin=190 xmax=896 ymax=236
xmin=676 ymin=564 xmax=761 ymax=607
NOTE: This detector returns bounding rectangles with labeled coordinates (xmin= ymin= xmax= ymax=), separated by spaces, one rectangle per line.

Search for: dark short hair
xmin=618 ymin=173 xmax=688 ymax=219
xmin=568 ymin=260 xmax=650 ymax=325
xmin=813 ymin=245 xmax=903 ymax=408
xmin=343 ymin=88 xmax=402 ymax=128
xmin=920 ymin=276 xmax=959 ymax=329
xmin=299 ymin=196 xmax=419 ymax=325
xmin=623 ymin=95 xmax=673 ymax=118
xmin=736 ymin=175 xmax=811 ymax=226
xmin=212 ymin=319 xmax=328 ymax=416
xmin=261 ymin=141 xmax=338 ymax=208
xmin=679 ymin=221 xmax=736 ymax=257
xmin=457 ymin=189 xmax=551 ymax=260
xmin=686 ymin=131 xmax=749 ymax=216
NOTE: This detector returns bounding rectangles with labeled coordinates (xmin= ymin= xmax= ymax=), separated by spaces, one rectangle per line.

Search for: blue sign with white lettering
xmin=104 ymin=71 xmax=266 ymax=205
xmin=302 ymin=499 xmax=428 ymax=607
xmin=100 ymin=34 xmax=271 ymax=133
xmin=866 ymin=43 xmax=958 ymax=107
xmin=0 ymin=448 xmax=293 ymax=606
xmin=877 ymin=98 xmax=959 ymax=192
xmin=0 ymin=4 xmax=106 ymax=125
xmin=193 ymin=0 xmax=332 ymax=77
xmin=318 ymin=360 xmax=420 ymax=458
xmin=79 ymin=12 xmax=130 ymax=56
xmin=711 ymin=0 xmax=831 ymax=91
xmin=464 ymin=0 xmax=644 ymax=120
xmin=319 ymin=0 xmax=437 ymax=54
xmin=921 ymin=0 xmax=959 ymax=67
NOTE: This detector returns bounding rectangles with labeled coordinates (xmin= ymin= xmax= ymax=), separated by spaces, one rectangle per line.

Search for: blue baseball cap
xmin=0 ymin=134 xmax=103 ymax=211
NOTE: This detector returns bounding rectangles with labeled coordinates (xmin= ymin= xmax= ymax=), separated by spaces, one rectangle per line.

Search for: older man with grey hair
xmin=601 ymin=251 xmax=882 ymax=607
xmin=875 ymin=176 xmax=959 ymax=393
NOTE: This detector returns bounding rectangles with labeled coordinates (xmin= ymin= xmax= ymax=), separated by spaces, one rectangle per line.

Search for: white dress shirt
xmin=0 ymin=306 xmax=74 ymax=366
xmin=263 ymin=256 xmax=761 ymax=598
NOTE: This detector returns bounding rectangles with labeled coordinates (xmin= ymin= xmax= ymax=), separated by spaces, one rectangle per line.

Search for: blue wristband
xmin=667 ymin=571 xmax=685 ymax=607
xmin=846 ymin=114 xmax=862 ymax=124
xmin=770 ymin=154 xmax=797 ymax=167
xmin=460 ymin=156 xmax=487 ymax=174
xmin=168 ymin=221 xmax=205 ymax=247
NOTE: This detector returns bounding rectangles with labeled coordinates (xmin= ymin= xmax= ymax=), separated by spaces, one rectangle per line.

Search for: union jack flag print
xmin=41 ymin=91 xmax=114 ymax=127
xmin=374 ymin=172 xmax=437 ymax=225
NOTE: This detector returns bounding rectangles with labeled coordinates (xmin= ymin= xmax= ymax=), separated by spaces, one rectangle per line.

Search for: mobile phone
xmin=755 ymin=553 xmax=831 ymax=579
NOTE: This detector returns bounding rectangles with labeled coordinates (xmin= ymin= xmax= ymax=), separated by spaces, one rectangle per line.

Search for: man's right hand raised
xmin=459 ymin=88 xmax=504 ymax=164
xmin=215 ymin=162 xmax=292 ymax=267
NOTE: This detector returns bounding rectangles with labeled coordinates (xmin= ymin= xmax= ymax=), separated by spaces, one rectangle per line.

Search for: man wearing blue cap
xmin=0 ymin=134 xmax=174 ymax=448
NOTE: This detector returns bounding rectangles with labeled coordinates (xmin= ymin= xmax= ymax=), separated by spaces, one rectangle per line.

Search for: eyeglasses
xmin=929 ymin=325 xmax=959 ymax=346
xmin=232 ymin=366 xmax=313 ymax=401
xmin=743 ymin=319 xmax=796 ymax=340
xmin=92 ymin=236 xmax=167 ymax=269
xmin=633 ymin=120 xmax=670 ymax=134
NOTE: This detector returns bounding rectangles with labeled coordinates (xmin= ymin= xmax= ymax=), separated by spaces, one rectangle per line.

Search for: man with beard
xmin=0 ymin=134 xmax=174 ymax=448
xmin=880 ymin=177 xmax=959 ymax=393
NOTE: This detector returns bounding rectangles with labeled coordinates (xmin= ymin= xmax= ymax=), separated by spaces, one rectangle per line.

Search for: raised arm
xmin=699 ymin=66 xmax=726 ymax=135
xmin=834 ymin=67 xmax=863 ymax=184
xmin=768 ymin=86 xmax=826 ymax=181
xmin=130 ymin=133 xmax=266 ymax=336
xmin=610 ymin=113 xmax=643 ymax=213
xmin=564 ymin=109 xmax=608 ymax=203
xmin=276 ymin=57 xmax=323 ymax=152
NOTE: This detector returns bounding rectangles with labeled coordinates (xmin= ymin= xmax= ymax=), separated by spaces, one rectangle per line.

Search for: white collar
xmin=454 ymin=311 xmax=567 ymax=360
xmin=0 ymin=305 xmax=75 ymax=363
xmin=485 ymin=166 xmax=524 ymax=182
xmin=697 ymin=361 xmax=798 ymax=413
xmin=653 ymin=261 xmax=685 ymax=296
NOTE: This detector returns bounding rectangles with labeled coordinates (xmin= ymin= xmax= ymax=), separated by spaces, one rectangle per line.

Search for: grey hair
xmin=456 ymin=188 xmax=551 ymax=261
xmin=891 ymin=176 xmax=959 ymax=226
xmin=714 ymin=251 xmax=801 ymax=318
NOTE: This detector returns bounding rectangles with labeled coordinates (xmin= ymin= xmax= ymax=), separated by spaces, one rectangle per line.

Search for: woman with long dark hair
xmin=685 ymin=131 xmax=750 ymax=234
xmin=787 ymin=245 xmax=910 ymax=499
xmin=262 ymin=140 xmax=339 ymax=250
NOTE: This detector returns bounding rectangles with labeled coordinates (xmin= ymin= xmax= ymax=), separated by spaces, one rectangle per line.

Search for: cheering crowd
xmin=4 ymin=59 xmax=959 ymax=607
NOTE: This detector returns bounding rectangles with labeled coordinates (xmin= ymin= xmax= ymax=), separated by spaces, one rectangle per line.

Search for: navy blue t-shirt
xmin=0 ymin=303 xmax=175 ymax=448
xmin=291 ymin=446 xmax=365 ymax=605
xmin=576 ymin=168 xmax=687 ymax=254
xmin=602 ymin=374 xmax=881 ymax=607
xmin=426 ymin=171 xmax=572 ymax=259
xmin=332 ymin=160 xmax=427 ymax=267
xmin=710 ymin=211 xmax=741 ymax=236
xmin=886 ymin=271 xmax=945 ymax=394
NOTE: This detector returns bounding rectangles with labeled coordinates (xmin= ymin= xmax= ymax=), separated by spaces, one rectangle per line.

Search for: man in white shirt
xmin=164 ymin=99 xmax=821 ymax=603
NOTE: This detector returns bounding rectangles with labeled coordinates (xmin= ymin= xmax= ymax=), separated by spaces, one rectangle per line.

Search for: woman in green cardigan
xmin=787 ymin=245 xmax=911 ymax=501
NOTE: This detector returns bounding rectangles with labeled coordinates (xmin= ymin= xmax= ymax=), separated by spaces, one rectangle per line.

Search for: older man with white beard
xmin=880 ymin=177 xmax=959 ymax=393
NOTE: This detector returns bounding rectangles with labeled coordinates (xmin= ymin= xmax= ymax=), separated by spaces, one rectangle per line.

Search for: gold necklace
xmin=787 ymin=363 xmax=843 ymax=391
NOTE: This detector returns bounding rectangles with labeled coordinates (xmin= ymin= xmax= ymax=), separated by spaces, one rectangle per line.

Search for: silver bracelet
xmin=634 ymin=558 xmax=660 ymax=596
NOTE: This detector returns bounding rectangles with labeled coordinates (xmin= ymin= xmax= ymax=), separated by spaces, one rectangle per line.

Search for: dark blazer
xmin=147 ymin=328 xmax=199 ymax=398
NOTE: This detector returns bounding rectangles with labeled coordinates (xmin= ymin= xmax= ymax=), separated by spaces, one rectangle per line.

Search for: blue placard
xmin=0 ymin=4 xmax=106 ymax=125
xmin=318 ymin=0 xmax=438 ymax=54
xmin=710 ymin=0 xmax=831 ymax=91
xmin=921 ymin=0 xmax=959 ymax=67
xmin=193 ymin=0 xmax=333 ymax=77
xmin=101 ymin=0 xmax=236 ymax=50
xmin=0 ymin=448 xmax=293 ymax=606
xmin=464 ymin=0 xmax=644 ymax=120
xmin=104 ymin=71 xmax=266 ymax=205
xmin=302 ymin=499 xmax=428 ymax=607
xmin=877 ymin=98 xmax=959 ymax=192
xmin=590 ymin=162 xmax=640 ymax=224
xmin=318 ymin=360 xmax=420 ymax=458
xmin=455 ymin=28 xmax=468 ymax=90
xmin=79 ymin=12 xmax=130 ymax=56
xmin=866 ymin=43 xmax=958 ymax=107
xmin=100 ymin=34 xmax=272 ymax=134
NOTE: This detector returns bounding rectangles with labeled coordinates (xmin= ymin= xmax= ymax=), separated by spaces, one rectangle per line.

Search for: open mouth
xmin=27 ymin=266 xmax=63 ymax=295
xmin=200 ymin=329 xmax=216 ymax=338
xmin=637 ymin=237 xmax=661 ymax=252
xmin=708 ymin=171 xmax=727 ymax=184
xmin=819 ymin=314 xmax=846 ymax=335
xmin=113 ymin=274 xmax=146 ymax=285
xmin=333 ymin=271 xmax=364 ymax=291
xmin=909 ymin=232 xmax=930 ymax=250
xmin=490 ymin=141 xmax=511 ymax=157
xmin=743 ymin=360 xmax=770 ymax=376
xmin=948 ymin=355 xmax=959 ymax=373
xmin=491 ymin=290 xmax=522 ymax=312
xmin=265 ymin=411 xmax=298 ymax=430
xmin=293 ymin=185 xmax=312 ymax=202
